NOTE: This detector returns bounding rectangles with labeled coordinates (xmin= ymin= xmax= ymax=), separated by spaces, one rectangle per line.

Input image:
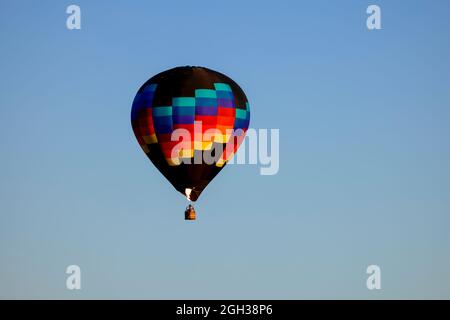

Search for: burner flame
xmin=185 ymin=188 xmax=192 ymax=201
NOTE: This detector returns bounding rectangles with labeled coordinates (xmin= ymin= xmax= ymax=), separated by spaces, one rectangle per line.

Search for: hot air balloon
xmin=131 ymin=66 xmax=250 ymax=220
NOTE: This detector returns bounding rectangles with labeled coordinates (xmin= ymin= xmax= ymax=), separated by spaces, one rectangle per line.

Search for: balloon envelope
xmin=131 ymin=66 xmax=250 ymax=201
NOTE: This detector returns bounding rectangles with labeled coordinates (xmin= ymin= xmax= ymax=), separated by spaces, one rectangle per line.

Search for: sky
xmin=1 ymin=0 xmax=450 ymax=299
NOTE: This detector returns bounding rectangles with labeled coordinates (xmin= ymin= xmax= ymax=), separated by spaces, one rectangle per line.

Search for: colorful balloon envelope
xmin=131 ymin=66 xmax=250 ymax=218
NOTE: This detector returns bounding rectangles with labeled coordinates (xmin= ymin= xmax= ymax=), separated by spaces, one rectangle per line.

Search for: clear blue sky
xmin=1 ymin=0 xmax=450 ymax=299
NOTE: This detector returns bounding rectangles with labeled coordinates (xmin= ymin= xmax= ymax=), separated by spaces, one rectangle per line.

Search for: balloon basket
xmin=185 ymin=205 xmax=196 ymax=220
